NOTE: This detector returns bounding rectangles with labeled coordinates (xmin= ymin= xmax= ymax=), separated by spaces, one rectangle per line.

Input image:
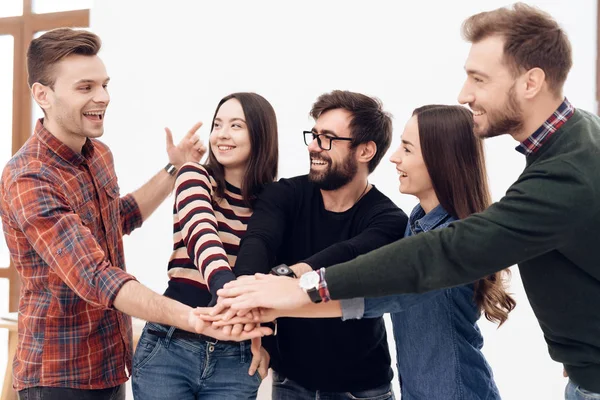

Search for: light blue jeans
xmin=132 ymin=322 xmax=261 ymax=400
xmin=565 ymin=380 xmax=600 ymax=399
xmin=271 ymin=370 xmax=395 ymax=400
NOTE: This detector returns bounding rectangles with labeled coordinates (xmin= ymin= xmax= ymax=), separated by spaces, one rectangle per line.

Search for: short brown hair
xmin=462 ymin=2 xmax=572 ymax=96
xmin=310 ymin=90 xmax=392 ymax=173
xmin=27 ymin=28 xmax=101 ymax=89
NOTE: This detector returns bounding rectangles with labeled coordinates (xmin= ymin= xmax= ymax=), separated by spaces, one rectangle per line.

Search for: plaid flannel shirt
xmin=0 ymin=120 xmax=142 ymax=390
xmin=516 ymin=97 xmax=575 ymax=155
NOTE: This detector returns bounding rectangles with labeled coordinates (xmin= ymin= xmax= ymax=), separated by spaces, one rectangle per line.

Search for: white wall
xmin=89 ymin=1 xmax=597 ymax=399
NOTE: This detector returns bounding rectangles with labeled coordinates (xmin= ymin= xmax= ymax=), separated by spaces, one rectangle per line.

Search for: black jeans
xmin=18 ymin=384 xmax=125 ymax=400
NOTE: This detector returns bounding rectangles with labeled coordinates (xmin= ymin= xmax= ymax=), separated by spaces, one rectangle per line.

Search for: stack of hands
xmin=185 ymin=273 xmax=304 ymax=378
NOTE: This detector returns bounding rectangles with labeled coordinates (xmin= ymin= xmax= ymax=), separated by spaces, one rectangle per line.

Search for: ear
xmin=356 ymin=140 xmax=377 ymax=165
xmin=31 ymin=82 xmax=52 ymax=112
xmin=522 ymin=67 xmax=546 ymax=99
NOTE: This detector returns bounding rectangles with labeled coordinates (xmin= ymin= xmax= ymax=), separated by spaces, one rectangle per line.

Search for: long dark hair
xmin=414 ymin=105 xmax=516 ymax=325
xmin=205 ymin=93 xmax=278 ymax=207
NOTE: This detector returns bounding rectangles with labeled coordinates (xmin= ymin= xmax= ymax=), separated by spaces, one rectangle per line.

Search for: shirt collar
xmin=34 ymin=118 xmax=95 ymax=165
xmin=516 ymin=97 xmax=574 ymax=156
xmin=408 ymin=204 xmax=452 ymax=235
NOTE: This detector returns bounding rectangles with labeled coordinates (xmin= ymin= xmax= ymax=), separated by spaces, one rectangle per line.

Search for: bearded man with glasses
xmin=225 ymin=90 xmax=408 ymax=399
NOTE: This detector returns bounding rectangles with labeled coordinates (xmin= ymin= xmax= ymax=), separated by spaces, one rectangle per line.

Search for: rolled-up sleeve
xmin=340 ymin=298 xmax=365 ymax=321
xmin=119 ymin=193 xmax=143 ymax=235
xmin=8 ymin=173 xmax=135 ymax=308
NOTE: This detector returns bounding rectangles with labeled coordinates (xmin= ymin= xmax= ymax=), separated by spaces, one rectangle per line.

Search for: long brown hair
xmin=205 ymin=93 xmax=279 ymax=207
xmin=414 ymin=105 xmax=516 ymax=326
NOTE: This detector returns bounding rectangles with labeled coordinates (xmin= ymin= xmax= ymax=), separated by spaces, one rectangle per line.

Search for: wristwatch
xmin=164 ymin=162 xmax=178 ymax=176
xmin=270 ymin=264 xmax=297 ymax=278
xmin=299 ymin=270 xmax=322 ymax=303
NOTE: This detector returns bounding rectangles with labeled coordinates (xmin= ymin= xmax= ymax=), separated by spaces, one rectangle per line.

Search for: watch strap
xmin=316 ymin=267 xmax=331 ymax=303
xmin=164 ymin=163 xmax=178 ymax=176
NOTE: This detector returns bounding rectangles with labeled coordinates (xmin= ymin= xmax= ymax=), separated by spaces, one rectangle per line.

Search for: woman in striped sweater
xmin=132 ymin=92 xmax=279 ymax=400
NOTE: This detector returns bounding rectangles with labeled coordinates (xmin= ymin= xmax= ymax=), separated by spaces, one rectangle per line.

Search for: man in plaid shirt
xmin=0 ymin=28 xmax=268 ymax=400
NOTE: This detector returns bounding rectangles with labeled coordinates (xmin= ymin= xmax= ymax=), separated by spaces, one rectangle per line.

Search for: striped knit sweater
xmin=163 ymin=162 xmax=251 ymax=307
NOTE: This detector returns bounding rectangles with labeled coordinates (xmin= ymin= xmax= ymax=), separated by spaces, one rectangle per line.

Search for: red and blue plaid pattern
xmin=516 ymin=98 xmax=574 ymax=156
xmin=0 ymin=120 xmax=142 ymax=390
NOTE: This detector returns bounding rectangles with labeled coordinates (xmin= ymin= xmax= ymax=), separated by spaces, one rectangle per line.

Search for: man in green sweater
xmin=216 ymin=3 xmax=600 ymax=398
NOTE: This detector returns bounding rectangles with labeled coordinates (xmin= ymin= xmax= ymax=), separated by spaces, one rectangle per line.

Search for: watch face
xmin=300 ymin=271 xmax=319 ymax=289
xmin=274 ymin=265 xmax=291 ymax=275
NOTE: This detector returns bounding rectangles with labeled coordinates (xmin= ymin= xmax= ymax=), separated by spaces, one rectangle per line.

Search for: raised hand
xmin=165 ymin=121 xmax=206 ymax=167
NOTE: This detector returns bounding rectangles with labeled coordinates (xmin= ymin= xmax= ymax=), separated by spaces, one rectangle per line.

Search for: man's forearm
xmin=281 ymin=301 xmax=343 ymax=318
xmin=132 ymin=169 xmax=175 ymax=222
xmin=113 ymin=280 xmax=192 ymax=331
xmin=290 ymin=263 xmax=313 ymax=276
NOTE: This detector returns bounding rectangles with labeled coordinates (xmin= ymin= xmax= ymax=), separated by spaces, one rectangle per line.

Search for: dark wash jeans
xmin=271 ymin=370 xmax=395 ymax=400
xmin=18 ymin=385 xmax=124 ymax=400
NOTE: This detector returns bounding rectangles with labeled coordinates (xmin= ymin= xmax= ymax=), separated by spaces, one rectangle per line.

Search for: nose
xmin=217 ymin=127 xmax=230 ymax=139
xmin=457 ymin=79 xmax=474 ymax=105
xmin=94 ymin=86 xmax=110 ymax=104
xmin=389 ymin=146 xmax=403 ymax=164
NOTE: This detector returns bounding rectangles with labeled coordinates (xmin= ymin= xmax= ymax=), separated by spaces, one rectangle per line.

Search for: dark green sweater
xmin=325 ymin=109 xmax=600 ymax=392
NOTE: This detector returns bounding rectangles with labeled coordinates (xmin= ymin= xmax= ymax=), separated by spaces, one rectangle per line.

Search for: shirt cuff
xmin=120 ymin=194 xmax=143 ymax=234
xmin=208 ymin=269 xmax=237 ymax=305
xmin=340 ymin=298 xmax=365 ymax=321
xmin=100 ymin=266 xmax=137 ymax=309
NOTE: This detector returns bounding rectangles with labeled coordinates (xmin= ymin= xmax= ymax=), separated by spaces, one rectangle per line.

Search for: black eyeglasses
xmin=303 ymin=131 xmax=353 ymax=151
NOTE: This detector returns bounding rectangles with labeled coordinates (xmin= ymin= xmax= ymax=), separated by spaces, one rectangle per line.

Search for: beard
xmin=308 ymin=149 xmax=358 ymax=191
xmin=476 ymin=83 xmax=524 ymax=139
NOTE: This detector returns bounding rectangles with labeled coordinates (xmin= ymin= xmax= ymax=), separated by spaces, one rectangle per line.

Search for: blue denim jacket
xmin=341 ymin=204 xmax=501 ymax=400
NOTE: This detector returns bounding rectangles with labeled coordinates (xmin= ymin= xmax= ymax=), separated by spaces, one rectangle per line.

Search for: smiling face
xmin=389 ymin=116 xmax=434 ymax=200
xmin=307 ymin=108 xmax=358 ymax=191
xmin=458 ymin=35 xmax=524 ymax=138
xmin=209 ymin=98 xmax=252 ymax=172
xmin=37 ymin=54 xmax=110 ymax=147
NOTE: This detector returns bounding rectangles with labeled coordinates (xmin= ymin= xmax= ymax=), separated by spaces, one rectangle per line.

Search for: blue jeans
xmin=271 ymin=370 xmax=395 ymax=400
xmin=18 ymin=385 xmax=124 ymax=400
xmin=565 ymin=380 xmax=600 ymax=399
xmin=132 ymin=322 xmax=261 ymax=400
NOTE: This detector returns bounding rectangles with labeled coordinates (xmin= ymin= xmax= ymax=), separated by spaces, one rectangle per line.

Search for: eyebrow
xmin=464 ymin=67 xmax=490 ymax=79
xmin=73 ymin=77 xmax=111 ymax=85
xmin=214 ymin=117 xmax=246 ymax=123
xmin=311 ymin=128 xmax=339 ymax=137
xmin=401 ymin=139 xmax=414 ymax=146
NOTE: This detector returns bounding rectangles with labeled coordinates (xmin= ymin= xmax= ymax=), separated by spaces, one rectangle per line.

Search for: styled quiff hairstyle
xmin=462 ymin=2 xmax=572 ymax=96
xmin=27 ymin=28 xmax=102 ymax=89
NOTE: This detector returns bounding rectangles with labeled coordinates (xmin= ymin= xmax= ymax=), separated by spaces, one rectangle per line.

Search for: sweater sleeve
xmin=302 ymin=201 xmax=407 ymax=269
xmin=325 ymin=160 xmax=595 ymax=299
xmin=234 ymin=179 xmax=297 ymax=276
xmin=174 ymin=163 xmax=236 ymax=297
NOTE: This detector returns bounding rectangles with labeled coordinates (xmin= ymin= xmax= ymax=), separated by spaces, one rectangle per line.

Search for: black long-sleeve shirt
xmin=235 ymin=175 xmax=408 ymax=392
